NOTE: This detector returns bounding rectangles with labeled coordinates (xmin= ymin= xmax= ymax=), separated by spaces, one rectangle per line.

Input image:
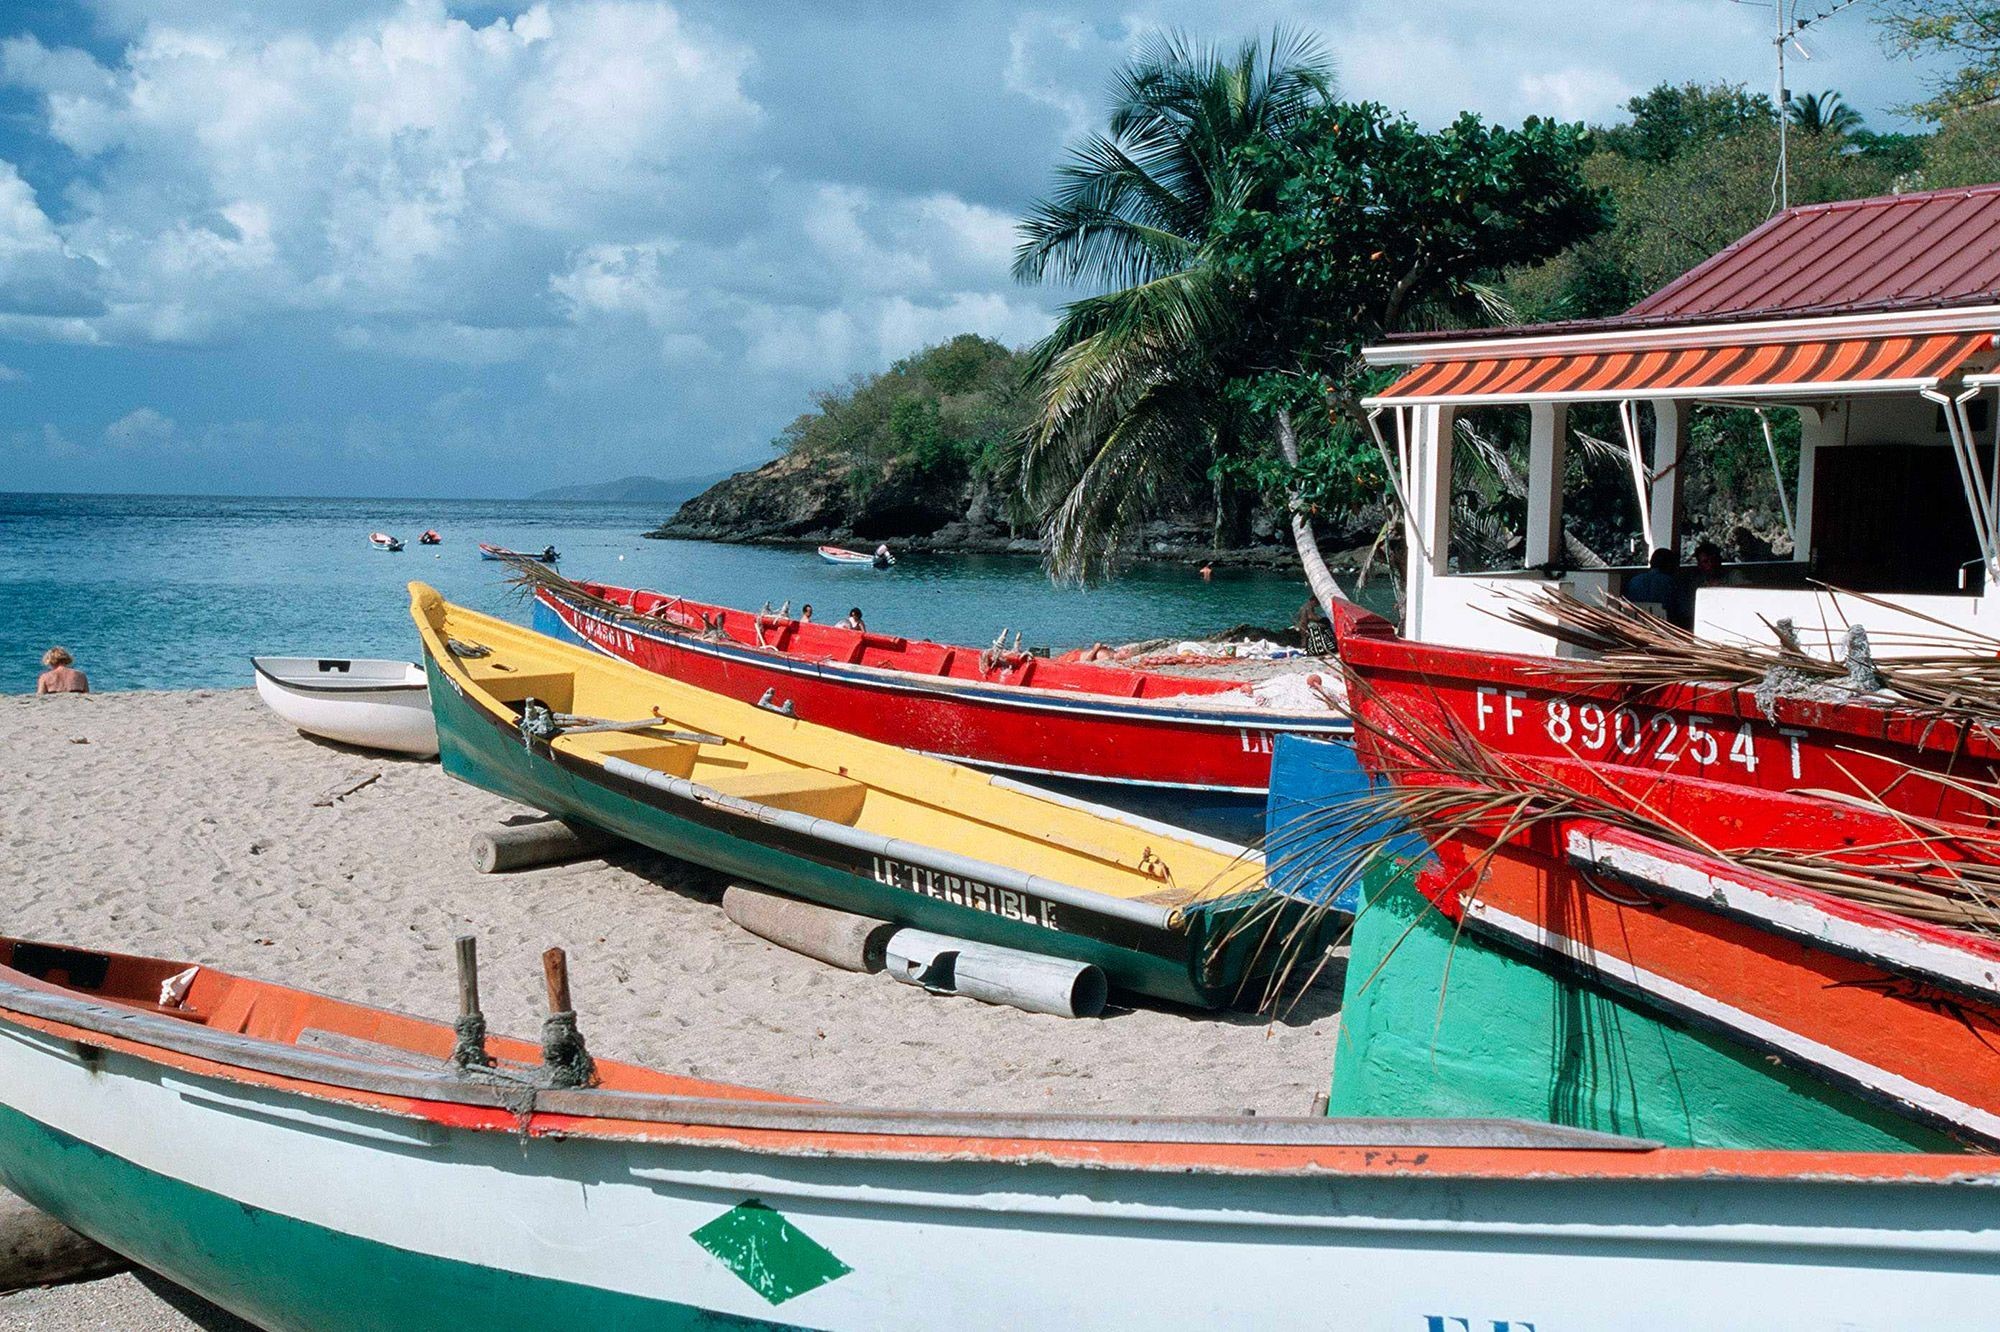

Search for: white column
xmin=1403 ymin=405 xmax=1456 ymax=639
xmin=1650 ymin=399 xmax=1689 ymax=553
xmin=1794 ymin=404 xmax=1828 ymax=565
xmin=1525 ymin=402 xmax=1568 ymax=568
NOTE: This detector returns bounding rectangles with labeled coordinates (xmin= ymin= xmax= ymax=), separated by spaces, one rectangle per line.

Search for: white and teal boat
xmin=1 ymin=936 xmax=1997 ymax=1330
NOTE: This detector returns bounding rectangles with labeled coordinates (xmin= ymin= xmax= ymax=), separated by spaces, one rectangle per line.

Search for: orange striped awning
xmin=1370 ymin=330 xmax=1992 ymax=405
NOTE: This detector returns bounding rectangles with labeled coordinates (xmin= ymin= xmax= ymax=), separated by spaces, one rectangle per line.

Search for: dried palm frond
xmin=1498 ymin=585 xmax=2000 ymax=725
xmin=1226 ymin=676 xmax=2000 ymax=1012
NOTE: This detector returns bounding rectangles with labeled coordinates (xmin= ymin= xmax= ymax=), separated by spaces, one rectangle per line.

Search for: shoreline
xmin=643 ymin=525 xmax=1322 ymax=571
xmin=2 ymin=687 xmax=1338 ymax=1326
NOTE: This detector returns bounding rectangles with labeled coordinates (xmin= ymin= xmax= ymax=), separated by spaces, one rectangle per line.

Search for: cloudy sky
xmin=0 ymin=0 xmax=1950 ymax=497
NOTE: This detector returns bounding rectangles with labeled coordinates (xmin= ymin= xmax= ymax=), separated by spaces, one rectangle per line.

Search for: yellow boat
xmin=411 ymin=583 xmax=1300 ymax=1006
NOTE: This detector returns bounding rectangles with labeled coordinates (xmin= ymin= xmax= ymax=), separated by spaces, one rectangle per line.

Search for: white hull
xmin=251 ymin=656 xmax=438 ymax=757
xmin=1 ymin=1005 xmax=1996 ymax=1331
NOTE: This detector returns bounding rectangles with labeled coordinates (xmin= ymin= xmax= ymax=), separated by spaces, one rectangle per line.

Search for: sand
xmin=0 ymin=688 xmax=1340 ymax=1329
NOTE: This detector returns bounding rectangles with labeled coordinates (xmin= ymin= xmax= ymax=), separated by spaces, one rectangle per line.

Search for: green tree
xmin=1598 ymin=82 xmax=1775 ymax=164
xmin=1788 ymin=90 xmax=1865 ymax=137
xmin=1920 ymin=105 xmax=2000 ymax=184
xmin=1013 ymin=28 xmax=1608 ymax=600
xmin=1879 ymin=2 xmax=2000 ymax=120
xmin=1010 ymin=28 xmax=1337 ymax=585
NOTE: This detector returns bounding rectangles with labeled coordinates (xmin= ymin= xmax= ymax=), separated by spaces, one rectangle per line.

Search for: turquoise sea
xmin=0 ymin=492 xmax=1335 ymax=695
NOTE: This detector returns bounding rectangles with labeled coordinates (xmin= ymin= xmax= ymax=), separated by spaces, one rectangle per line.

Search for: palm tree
xmin=1011 ymin=29 xmax=1337 ymax=592
xmin=1787 ymin=91 xmax=1864 ymax=138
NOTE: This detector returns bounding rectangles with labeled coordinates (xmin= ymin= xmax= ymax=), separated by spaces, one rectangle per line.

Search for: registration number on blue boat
xmin=870 ymin=857 xmax=1059 ymax=930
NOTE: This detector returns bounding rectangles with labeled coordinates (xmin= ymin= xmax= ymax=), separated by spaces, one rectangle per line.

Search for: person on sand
xmin=36 ymin=646 xmax=88 ymax=694
xmin=840 ymin=607 xmax=865 ymax=632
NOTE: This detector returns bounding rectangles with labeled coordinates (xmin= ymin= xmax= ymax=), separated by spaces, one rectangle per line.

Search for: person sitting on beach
xmin=36 ymin=646 xmax=89 ymax=694
xmin=840 ymin=607 xmax=865 ymax=631
xmin=800 ymin=603 xmax=814 ymax=623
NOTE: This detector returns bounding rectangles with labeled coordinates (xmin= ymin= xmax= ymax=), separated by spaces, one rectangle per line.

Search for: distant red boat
xmin=531 ymin=578 xmax=1352 ymax=841
xmin=1326 ymin=598 xmax=2000 ymax=825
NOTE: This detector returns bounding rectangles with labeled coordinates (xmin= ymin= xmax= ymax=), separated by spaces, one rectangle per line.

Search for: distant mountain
xmin=528 ymin=473 xmax=727 ymax=503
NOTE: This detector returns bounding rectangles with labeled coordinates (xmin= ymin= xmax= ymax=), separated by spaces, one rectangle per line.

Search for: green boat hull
xmin=0 ymin=1104 xmax=785 ymax=1332
xmin=1329 ymin=863 xmax=1961 ymax=1153
xmin=424 ymin=657 xmax=1293 ymax=1007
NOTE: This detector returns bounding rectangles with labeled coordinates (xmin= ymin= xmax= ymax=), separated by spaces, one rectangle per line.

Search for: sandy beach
xmin=0 ymin=687 xmax=1339 ymax=1328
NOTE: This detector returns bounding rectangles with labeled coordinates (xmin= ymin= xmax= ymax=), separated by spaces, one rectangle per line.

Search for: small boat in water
xmin=479 ymin=542 xmax=558 ymax=563
xmin=817 ymin=544 xmax=885 ymax=567
xmin=369 ymin=532 xmax=404 ymax=552
xmin=530 ymin=575 xmax=1351 ymax=841
xmin=1 ymin=935 xmax=1995 ymax=1331
xmin=251 ymin=656 xmax=439 ymax=757
xmin=413 ymin=582 xmax=1295 ymax=1007
xmin=418 ymin=529 xmax=441 ymax=546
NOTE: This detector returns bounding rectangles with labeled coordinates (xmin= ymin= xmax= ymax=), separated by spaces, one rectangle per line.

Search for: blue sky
xmin=0 ymin=1 xmax=1954 ymax=497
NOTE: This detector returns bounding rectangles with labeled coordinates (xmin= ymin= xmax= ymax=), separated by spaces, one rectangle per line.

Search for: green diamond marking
xmin=692 ymin=1199 xmax=852 ymax=1306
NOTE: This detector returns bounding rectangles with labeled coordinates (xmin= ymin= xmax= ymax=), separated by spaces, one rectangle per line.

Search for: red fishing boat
xmin=529 ymin=576 xmax=1351 ymax=841
xmin=1327 ymin=597 xmax=2000 ymax=824
xmin=1332 ymin=680 xmax=2000 ymax=1148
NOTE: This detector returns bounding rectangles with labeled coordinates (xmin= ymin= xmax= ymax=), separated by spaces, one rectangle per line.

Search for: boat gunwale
xmin=10 ymin=967 xmax=2000 ymax=1185
xmin=540 ymin=583 xmax=1353 ymax=732
xmin=250 ymin=657 xmax=427 ymax=697
xmin=1327 ymin=596 xmax=2000 ymax=759
xmin=425 ymin=589 xmax=1260 ymax=923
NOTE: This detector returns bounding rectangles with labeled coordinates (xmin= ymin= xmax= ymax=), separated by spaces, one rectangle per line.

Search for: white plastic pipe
xmin=884 ymin=928 xmax=1108 ymax=1018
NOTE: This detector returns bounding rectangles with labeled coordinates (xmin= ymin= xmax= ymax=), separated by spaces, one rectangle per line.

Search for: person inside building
xmin=1624 ymin=548 xmax=1684 ymax=623
xmin=1693 ymin=539 xmax=1749 ymax=589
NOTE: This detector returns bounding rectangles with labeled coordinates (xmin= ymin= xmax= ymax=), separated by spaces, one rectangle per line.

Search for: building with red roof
xmin=1359 ymin=185 xmax=2000 ymax=657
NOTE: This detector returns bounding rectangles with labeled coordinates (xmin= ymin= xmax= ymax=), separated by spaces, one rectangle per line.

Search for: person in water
xmin=36 ymin=646 xmax=89 ymax=694
xmin=1199 ymin=562 xmax=1213 ymax=581
xmin=840 ymin=607 xmax=865 ymax=631
xmin=800 ymin=603 xmax=814 ymax=623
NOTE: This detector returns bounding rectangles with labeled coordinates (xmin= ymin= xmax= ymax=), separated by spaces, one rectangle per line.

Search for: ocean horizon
xmin=2 ymin=491 xmax=1336 ymax=695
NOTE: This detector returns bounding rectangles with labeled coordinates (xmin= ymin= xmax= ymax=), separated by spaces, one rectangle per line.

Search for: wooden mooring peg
xmin=539 ymin=946 xmax=598 ymax=1089
xmin=541 ymin=946 xmax=573 ymax=1015
xmin=450 ymin=935 xmax=492 ymax=1070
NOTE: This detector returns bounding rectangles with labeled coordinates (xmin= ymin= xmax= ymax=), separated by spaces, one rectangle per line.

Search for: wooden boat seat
xmin=470 ymin=670 xmax=576 ymax=713
xmin=562 ymin=734 xmax=700 ymax=778
xmin=701 ymin=768 xmax=866 ymax=823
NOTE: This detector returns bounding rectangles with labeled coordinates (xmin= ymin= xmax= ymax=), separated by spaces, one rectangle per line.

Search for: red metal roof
xmin=1381 ymin=185 xmax=2000 ymax=345
xmin=1373 ymin=330 xmax=1990 ymax=405
xmin=1630 ymin=184 xmax=2000 ymax=322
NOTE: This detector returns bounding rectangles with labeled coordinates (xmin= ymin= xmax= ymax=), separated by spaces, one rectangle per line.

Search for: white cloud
xmin=0 ymin=363 xmax=24 ymax=382
xmin=0 ymin=3 xmax=761 ymax=338
xmin=104 ymin=406 xmax=175 ymax=448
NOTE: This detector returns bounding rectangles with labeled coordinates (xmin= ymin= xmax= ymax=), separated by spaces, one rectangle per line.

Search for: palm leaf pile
xmin=1223 ymin=679 xmax=2000 ymax=1011
xmin=1498 ymin=585 xmax=2000 ymax=723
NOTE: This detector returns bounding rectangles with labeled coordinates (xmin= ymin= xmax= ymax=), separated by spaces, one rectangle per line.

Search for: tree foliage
xmin=1010 ymin=28 xmax=1338 ymax=583
xmin=774 ymin=334 xmax=1032 ymax=495
xmin=1879 ymin=1 xmax=2000 ymax=119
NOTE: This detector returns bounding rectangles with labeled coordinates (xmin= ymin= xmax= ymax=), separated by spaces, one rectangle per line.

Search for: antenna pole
xmin=1775 ymin=0 xmax=1789 ymax=212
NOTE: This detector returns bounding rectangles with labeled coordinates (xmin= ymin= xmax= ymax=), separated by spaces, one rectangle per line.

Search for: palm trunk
xmin=1277 ymin=407 xmax=1346 ymax=619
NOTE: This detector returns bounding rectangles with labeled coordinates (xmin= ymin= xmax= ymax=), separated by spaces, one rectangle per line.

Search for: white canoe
xmin=251 ymin=656 xmax=438 ymax=757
